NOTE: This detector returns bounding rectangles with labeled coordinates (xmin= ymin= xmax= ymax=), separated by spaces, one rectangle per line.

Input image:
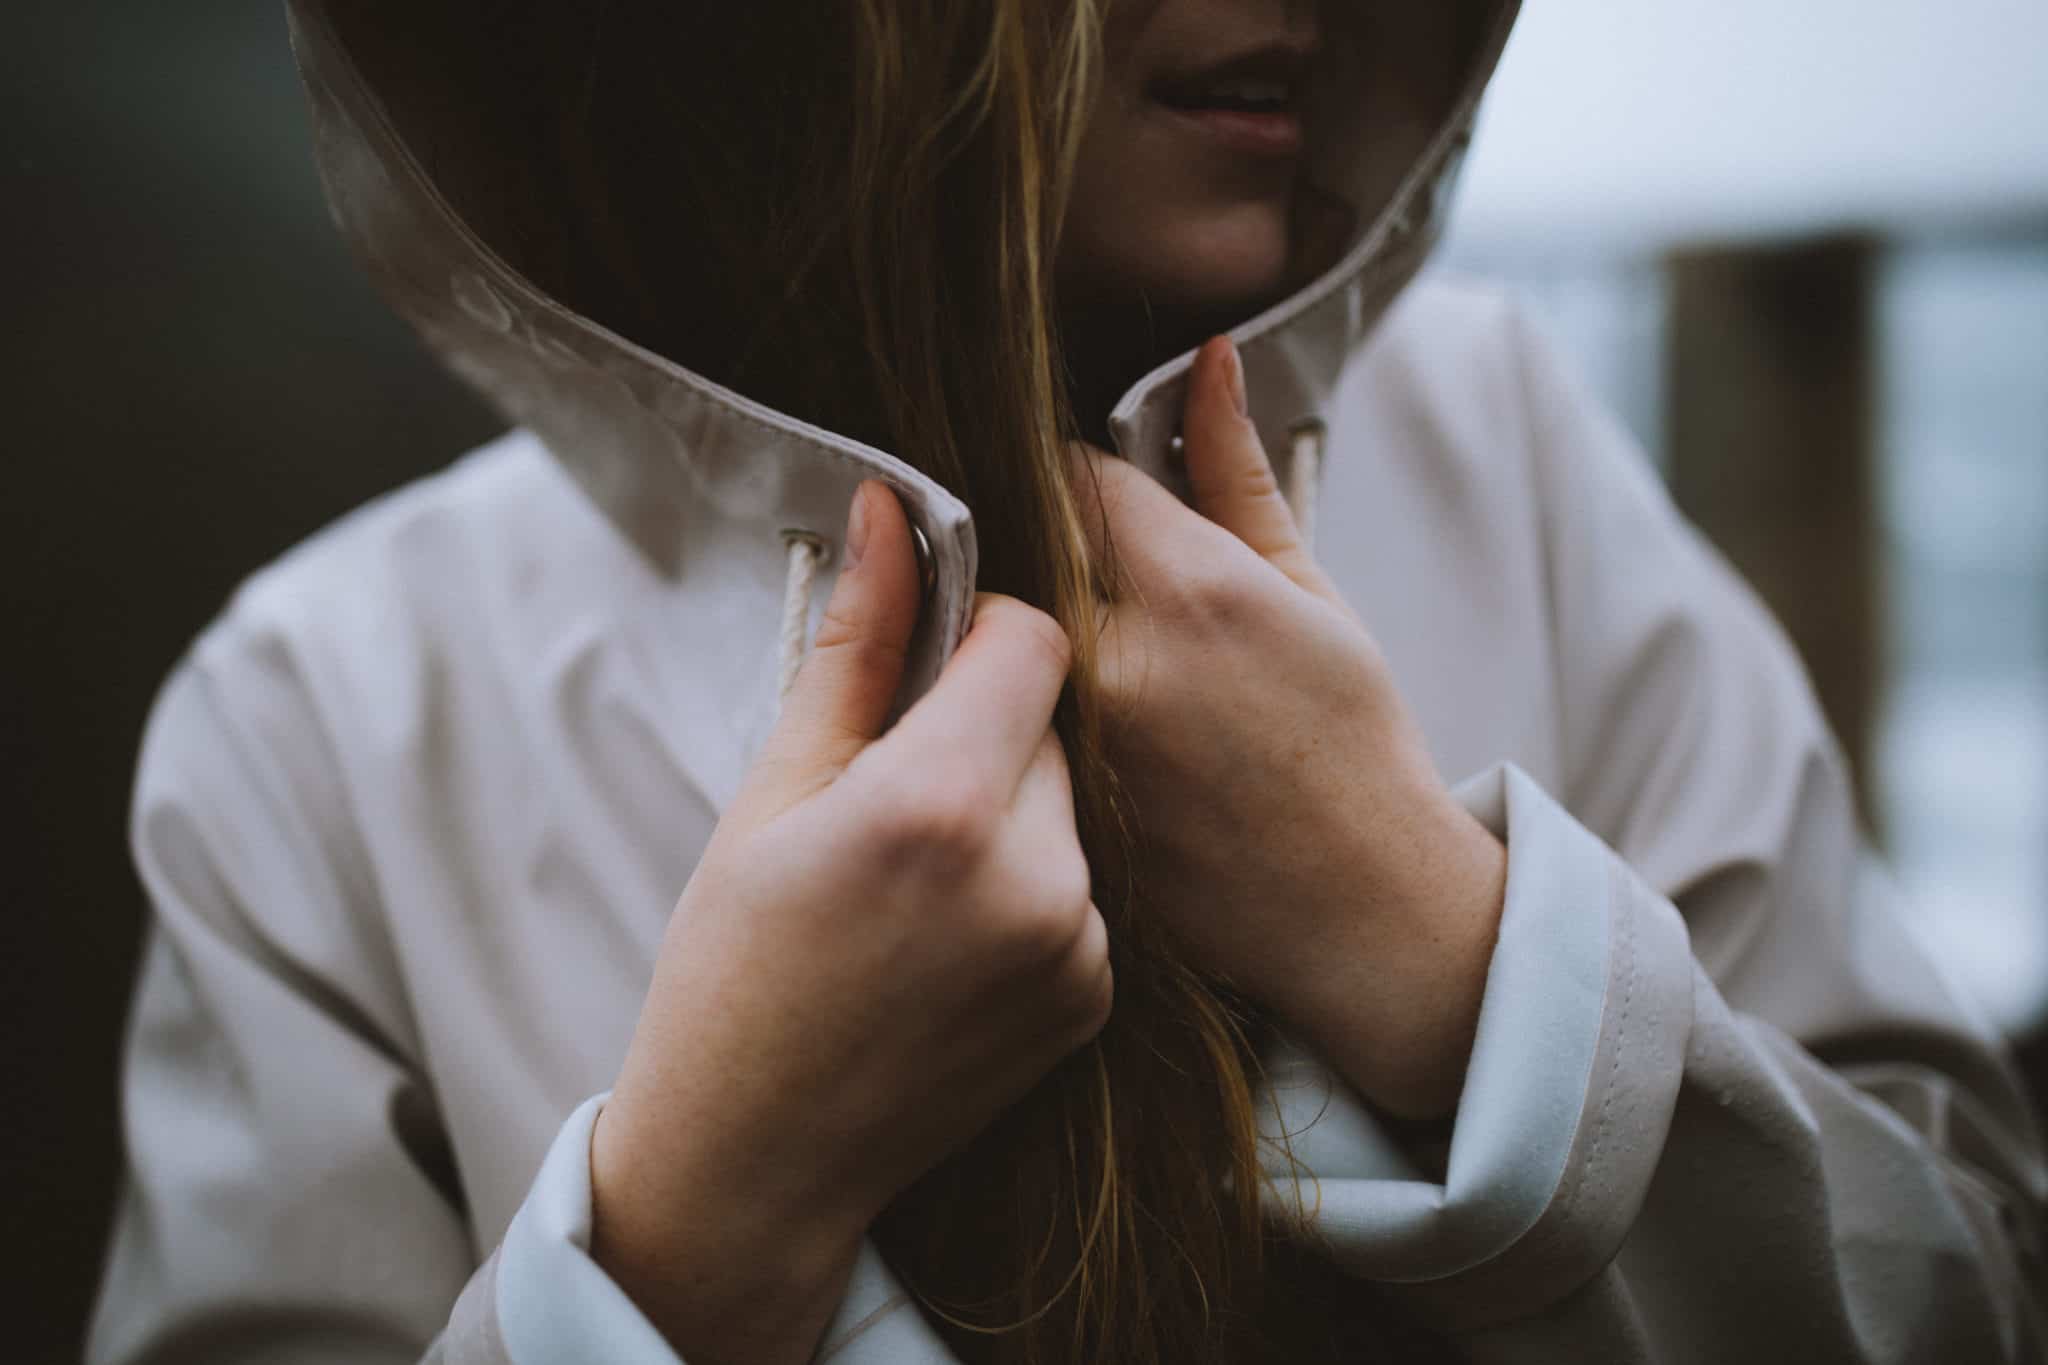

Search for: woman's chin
xmin=1056 ymin=207 xmax=1296 ymax=416
xmin=1141 ymin=212 xmax=1299 ymax=328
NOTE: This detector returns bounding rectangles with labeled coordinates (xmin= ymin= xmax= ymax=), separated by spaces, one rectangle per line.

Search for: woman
xmin=90 ymin=0 xmax=2044 ymax=1361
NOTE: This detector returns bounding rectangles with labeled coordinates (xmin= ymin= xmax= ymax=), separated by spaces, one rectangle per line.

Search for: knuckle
xmin=981 ymin=597 xmax=1073 ymax=677
xmin=1027 ymin=613 xmax=1077 ymax=676
xmin=1000 ymin=896 xmax=1079 ymax=970
xmin=1075 ymin=447 xmax=1127 ymax=490
xmin=868 ymin=768 xmax=998 ymax=860
xmin=1084 ymin=967 xmax=1115 ymax=1038
xmin=1173 ymin=558 xmax=1253 ymax=626
xmin=1033 ymin=728 xmax=1074 ymax=781
xmin=908 ymin=793 xmax=998 ymax=860
xmin=809 ymin=603 xmax=910 ymax=675
xmin=987 ymin=880 xmax=1109 ymax=1042
xmin=982 ymin=874 xmax=1086 ymax=977
xmin=1043 ymin=847 xmax=1094 ymax=922
xmin=1093 ymin=621 xmax=1149 ymax=717
xmin=1195 ymin=456 xmax=1283 ymax=511
xmin=1065 ymin=954 xmax=1114 ymax=1044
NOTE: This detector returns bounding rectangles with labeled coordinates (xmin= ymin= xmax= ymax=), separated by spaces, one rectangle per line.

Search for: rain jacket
xmin=89 ymin=0 xmax=2048 ymax=1361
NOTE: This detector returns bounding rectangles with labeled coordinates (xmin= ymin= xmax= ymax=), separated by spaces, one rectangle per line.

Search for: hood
xmin=286 ymin=1 xmax=1519 ymax=700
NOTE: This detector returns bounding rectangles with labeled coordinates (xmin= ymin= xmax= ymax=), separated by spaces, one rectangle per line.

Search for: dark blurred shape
xmin=1666 ymin=237 xmax=1883 ymax=827
xmin=2 ymin=4 xmax=497 ymax=1359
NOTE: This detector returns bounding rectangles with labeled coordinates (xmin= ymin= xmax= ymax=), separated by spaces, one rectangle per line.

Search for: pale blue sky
xmin=1451 ymin=0 xmax=2048 ymax=255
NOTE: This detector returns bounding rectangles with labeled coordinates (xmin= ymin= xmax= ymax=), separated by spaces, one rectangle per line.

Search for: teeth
xmin=1204 ymin=79 xmax=1290 ymax=104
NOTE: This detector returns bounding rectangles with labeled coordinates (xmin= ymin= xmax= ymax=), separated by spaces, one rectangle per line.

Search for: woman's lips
xmin=1158 ymin=104 xmax=1305 ymax=157
xmin=1147 ymin=42 xmax=1316 ymax=159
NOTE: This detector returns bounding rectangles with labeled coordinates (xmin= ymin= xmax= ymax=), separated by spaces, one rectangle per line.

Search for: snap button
xmin=910 ymin=523 xmax=936 ymax=600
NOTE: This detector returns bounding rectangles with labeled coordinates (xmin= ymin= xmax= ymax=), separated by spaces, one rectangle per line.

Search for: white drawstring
xmin=778 ymin=531 xmax=828 ymax=700
xmin=1286 ymin=421 xmax=1325 ymax=551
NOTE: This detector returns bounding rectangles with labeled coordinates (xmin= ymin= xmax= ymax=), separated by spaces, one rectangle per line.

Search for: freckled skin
xmin=1072 ymin=337 xmax=1507 ymax=1123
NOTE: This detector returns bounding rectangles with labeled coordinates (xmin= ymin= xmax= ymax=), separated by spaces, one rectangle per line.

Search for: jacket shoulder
xmin=1379 ymin=270 xmax=1525 ymax=346
xmin=1361 ymin=272 xmax=1526 ymax=378
xmin=164 ymin=429 xmax=631 ymax=728
xmin=1336 ymin=272 xmax=1540 ymax=467
xmin=213 ymin=429 xmax=595 ymax=654
xmin=1343 ymin=270 xmax=1678 ymax=541
xmin=128 ymin=430 xmax=610 ymax=1006
xmin=1324 ymin=271 xmax=1556 ymax=548
xmin=135 ymin=429 xmax=614 ymax=863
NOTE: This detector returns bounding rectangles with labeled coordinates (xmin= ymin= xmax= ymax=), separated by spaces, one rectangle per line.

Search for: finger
xmin=1008 ymin=728 xmax=1078 ymax=832
xmin=1013 ymin=726 xmax=1071 ymax=797
xmin=886 ymin=593 xmax=1072 ymax=792
xmin=1088 ymin=604 xmax=1147 ymax=715
xmin=1055 ymin=903 xmax=1114 ymax=1048
xmin=1006 ymin=871 xmax=1113 ymax=1058
xmin=760 ymin=481 xmax=923 ymax=785
xmin=1004 ymin=732 xmax=1096 ymax=916
xmin=1066 ymin=441 xmax=1200 ymax=596
xmin=995 ymin=922 xmax=1113 ymax=1086
xmin=1181 ymin=336 xmax=1326 ymax=591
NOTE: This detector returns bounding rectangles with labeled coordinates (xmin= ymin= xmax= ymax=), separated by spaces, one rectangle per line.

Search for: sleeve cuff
xmin=493 ymin=1095 xmax=958 ymax=1363
xmin=1291 ymin=762 xmax=1697 ymax=1329
xmin=494 ymin=1095 xmax=687 ymax=1364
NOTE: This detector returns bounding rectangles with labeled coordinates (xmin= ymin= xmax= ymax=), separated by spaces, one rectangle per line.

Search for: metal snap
xmin=910 ymin=523 xmax=936 ymax=599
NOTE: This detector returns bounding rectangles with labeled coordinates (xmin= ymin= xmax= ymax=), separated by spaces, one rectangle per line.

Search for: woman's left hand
xmin=1073 ymin=336 xmax=1507 ymax=1120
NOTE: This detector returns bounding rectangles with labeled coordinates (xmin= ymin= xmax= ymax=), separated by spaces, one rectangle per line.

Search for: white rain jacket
xmin=89 ymin=1 xmax=2047 ymax=1361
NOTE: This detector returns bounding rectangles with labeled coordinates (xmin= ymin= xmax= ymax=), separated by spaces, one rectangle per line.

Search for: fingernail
xmin=845 ymin=484 xmax=870 ymax=568
xmin=1223 ymin=338 xmax=1248 ymax=417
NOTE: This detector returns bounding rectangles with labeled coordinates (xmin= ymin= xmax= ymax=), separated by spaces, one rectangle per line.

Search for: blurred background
xmin=4 ymin=1 xmax=2044 ymax=1358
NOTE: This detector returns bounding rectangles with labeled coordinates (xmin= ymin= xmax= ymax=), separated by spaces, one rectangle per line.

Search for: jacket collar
xmin=287 ymin=2 xmax=1518 ymax=700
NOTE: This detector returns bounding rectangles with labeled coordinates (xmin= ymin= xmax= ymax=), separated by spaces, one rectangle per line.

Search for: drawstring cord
xmin=778 ymin=530 xmax=828 ymax=700
xmin=773 ymin=425 xmax=1322 ymax=700
xmin=1287 ymin=422 xmax=1325 ymax=551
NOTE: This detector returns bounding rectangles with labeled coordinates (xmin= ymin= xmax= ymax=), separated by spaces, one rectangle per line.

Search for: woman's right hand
xmin=589 ymin=480 xmax=1111 ymax=1364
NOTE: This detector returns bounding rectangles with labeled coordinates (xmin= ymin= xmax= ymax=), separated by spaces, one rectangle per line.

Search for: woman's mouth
xmin=1148 ymin=46 xmax=1314 ymax=157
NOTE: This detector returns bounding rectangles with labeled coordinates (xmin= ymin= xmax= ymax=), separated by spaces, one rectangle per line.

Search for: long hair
xmin=446 ymin=3 xmax=1429 ymax=1359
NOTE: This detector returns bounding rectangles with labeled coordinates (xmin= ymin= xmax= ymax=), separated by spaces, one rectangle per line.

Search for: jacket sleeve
xmin=87 ymin=639 xmax=475 ymax=1363
xmin=86 ymin=634 xmax=961 ymax=1365
xmin=1284 ymin=307 xmax=2048 ymax=1362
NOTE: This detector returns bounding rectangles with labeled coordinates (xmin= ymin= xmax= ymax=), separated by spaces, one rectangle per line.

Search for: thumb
xmin=754 ymin=481 xmax=923 ymax=799
xmin=1182 ymin=336 xmax=1324 ymax=592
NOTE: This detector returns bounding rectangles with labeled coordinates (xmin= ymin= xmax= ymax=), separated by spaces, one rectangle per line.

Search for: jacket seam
xmin=1508 ymin=304 xmax=1576 ymax=814
xmin=1541 ymin=851 xmax=1638 ymax=1259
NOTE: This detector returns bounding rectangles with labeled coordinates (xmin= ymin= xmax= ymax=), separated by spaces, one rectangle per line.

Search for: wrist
xmin=590 ymin=1097 xmax=871 ymax=1363
xmin=1282 ymin=785 xmax=1506 ymax=1120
